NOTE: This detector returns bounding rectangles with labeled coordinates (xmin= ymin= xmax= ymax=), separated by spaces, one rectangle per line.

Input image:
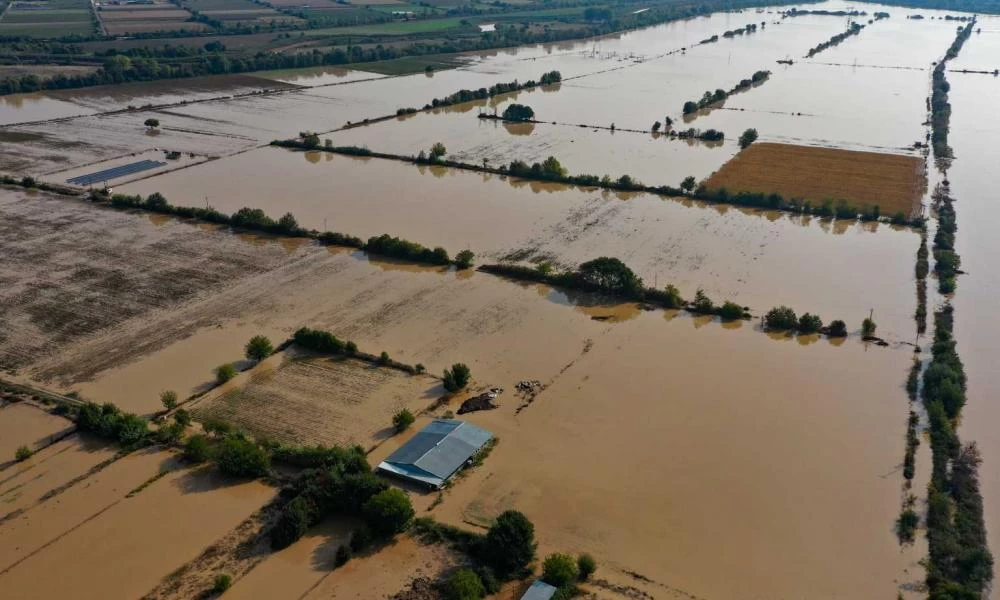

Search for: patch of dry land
xmin=704 ymin=142 xmax=927 ymax=217
xmin=190 ymin=351 xmax=441 ymax=447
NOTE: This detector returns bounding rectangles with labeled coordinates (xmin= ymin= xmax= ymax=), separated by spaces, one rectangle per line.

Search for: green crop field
xmin=307 ymin=16 xmax=468 ymax=35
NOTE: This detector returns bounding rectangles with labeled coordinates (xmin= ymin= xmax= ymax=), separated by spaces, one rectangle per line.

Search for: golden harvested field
xmin=190 ymin=353 xmax=441 ymax=447
xmin=703 ymin=142 xmax=926 ymax=217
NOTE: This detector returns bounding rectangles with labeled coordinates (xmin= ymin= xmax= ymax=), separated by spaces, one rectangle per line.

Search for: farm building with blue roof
xmin=377 ymin=419 xmax=493 ymax=489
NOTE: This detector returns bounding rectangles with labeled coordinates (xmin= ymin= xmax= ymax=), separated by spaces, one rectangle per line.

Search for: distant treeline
xmin=922 ymin=305 xmax=993 ymax=597
xmin=0 ymin=0 xmax=806 ymax=96
xmin=805 ymin=22 xmax=865 ymax=58
xmin=930 ymin=20 xmax=975 ymax=159
xmin=699 ymin=22 xmax=760 ymax=44
xmin=855 ymin=0 xmax=999 ymax=14
xmin=783 ymin=8 xmax=869 ymax=16
xmin=682 ymin=69 xmax=770 ymax=114
xmin=397 ymin=70 xmax=562 ymax=113
xmin=96 ymin=190 xmax=471 ymax=269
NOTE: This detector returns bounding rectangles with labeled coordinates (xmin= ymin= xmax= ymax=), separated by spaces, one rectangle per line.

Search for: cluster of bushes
xmin=366 ymin=233 xmax=450 ymax=265
xmin=783 ymin=8 xmax=867 ymax=16
xmin=268 ymin=446 xmax=414 ymax=552
xmin=292 ymin=326 xmax=423 ymax=374
xmin=682 ymin=69 xmax=769 ymax=114
xmin=77 ymin=402 xmax=150 ymax=447
xmin=922 ymin=305 xmax=993 ymax=597
xmin=0 ymin=174 xmax=74 ymax=195
xmin=805 ymin=22 xmax=865 ymax=58
xmin=762 ymin=306 xmax=847 ymax=336
xmin=501 ymin=103 xmax=535 ymax=122
xmin=480 ymin=258 xmax=748 ymax=319
xmin=722 ymin=23 xmax=758 ymax=38
xmin=417 ymin=71 xmax=561 ymax=111
xmin=539 ymin=552 xmax=597 ymax=598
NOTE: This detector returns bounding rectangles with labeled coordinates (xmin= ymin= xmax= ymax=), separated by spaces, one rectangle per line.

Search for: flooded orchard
xmin=0 ymin=1 xmax=996 ymax=598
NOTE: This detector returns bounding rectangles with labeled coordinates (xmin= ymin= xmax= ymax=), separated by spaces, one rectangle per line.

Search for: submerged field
xmin=0 ymin=2 xmax=996 ymax=599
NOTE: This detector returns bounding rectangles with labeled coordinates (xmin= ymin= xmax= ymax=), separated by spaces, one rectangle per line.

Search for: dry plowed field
xmin=191 ymin=354 xmax=440 ymax=447
xmin=703 ymin=142 xmax=926 ymax=217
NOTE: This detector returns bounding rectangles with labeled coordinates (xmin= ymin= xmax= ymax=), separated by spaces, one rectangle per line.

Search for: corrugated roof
xmin=520 ymin=580 xmax=558 ymax=600
xmin=378 ymin=419 xmax=492 ymax=487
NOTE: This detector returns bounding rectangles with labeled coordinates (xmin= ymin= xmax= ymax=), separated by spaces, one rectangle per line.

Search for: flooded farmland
xmin=1 ymin=1 xmax=997 ymax=598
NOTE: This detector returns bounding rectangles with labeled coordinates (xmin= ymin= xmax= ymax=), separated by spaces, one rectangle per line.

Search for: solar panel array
xmin=66 ymin=160 xmax=167 ymax=186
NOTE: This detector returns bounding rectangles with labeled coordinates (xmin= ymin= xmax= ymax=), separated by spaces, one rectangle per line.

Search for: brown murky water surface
xmin=0 ymin=403 xmax=73 ymax=459
xmin=121 ymin=147 xmax=919 ymax=340
xmin=0 ymin=3 xmax=992 ymax=597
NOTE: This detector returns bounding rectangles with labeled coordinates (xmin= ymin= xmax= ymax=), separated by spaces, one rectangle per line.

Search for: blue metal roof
xmin=520 ymin=580 xmax=558 ymax=600
xmin=378 ymin=419 xmax=492 ymax=488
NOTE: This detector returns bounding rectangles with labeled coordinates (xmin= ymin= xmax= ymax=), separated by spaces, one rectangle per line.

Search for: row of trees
xmin=403 ymin=71 xmax=561 ymax=113
xmin=762 ymin=306 xmax=850 ymax=336
xmin=682 ymin=70 xmax=770 ymax=115
xmin=934 ymin=184 xmax=961 ymax=293
xmin=101 ymin=190 xmax=476 ymax=270
xmin=804 ymin=22 xmax=865 ymax=58
xmin=930 ymin=20 xmax=975 ymax=159
xmin=921 ymin=305 xmax=993 ymax=596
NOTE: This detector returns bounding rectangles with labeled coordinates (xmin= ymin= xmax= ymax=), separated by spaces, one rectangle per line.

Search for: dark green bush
xmin=577 ymin=553 xmax=597 ymax=581
xmin=445 ymin=568 xmax=486 ymax=600
xmin=443 ymin=363 xmax=471 ymax=393
xmin=542 ymin=553 xmax=579 ymax=588
xmin=271 ymin=496 xmax=315 ymax=550
xmin=764 ymin=306 xmax=798 ymax=330
xmin=393 ymin=409 xmax=415 ymax=433
xmin=718 ymin=301 xmax=744 ymax=320
xmin=213 ymin=574 xmax=232 ymax=593
xmin=183 ymin=434 xmax=213 ymax=463
xmin=798 ymin=313 xmax=823 ymax=334
xmin=245 ymin=335 xmax=274 ymax=362
xmin=481 ymin=510 xmax=536 ymax=579
xmin=827 ymin=319 xmax=848 ymax=337
xmin=216 ymin=436 xmax=270 ymax=478
xmin=362 ymin=488 xmax=414 ymax=538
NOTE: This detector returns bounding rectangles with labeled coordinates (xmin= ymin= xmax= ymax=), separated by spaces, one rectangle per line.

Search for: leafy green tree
xmin=245 ymin=335 xmax=274 ymax=362
xmin=445 ymin=569 xmax=486 ymax=600
xmin=271 ymin=496 xmax=314 ymax=550
xmin=481 ymin=510 xmax=536 ymax=579
xmin=379 ymin=351 xmax=390 ymax=365
xmin=15 ymin=446 xmax=32 ymax=461
xmin=718 ymin=301 xmax=744 ymax=320
xmin=301 ymin=131 xmax=320 ymax=148
xmin=455 ymin=249 xmax=475 ymax=269
xmin=540 ymin=156 xmax=567 ymax=179
xmin=738 ymin=128 xmax=759 ymax=149
xmin=362 ymin=488 xmax=414 ymax=538
xmin=146 ymin=193 xmax=169 ymax=211
xmin=680 ymin=176 xmax=697 ymax=193
xmin=502 ymin=103 xmax=535 ymax=121
xmin=183 ymin=433 xmax=212 ymax=464
xmin=277 ymin=212 xmax=298 ymax=233
xmin=577 ymin=257 xmax=642 ymax=294
xmin=683 ymin=100 xmax=698 ymax=114
xmin=862 ymin=317 xmax=877 ymax=338
xmin=691 ymin=289 xmax=714 ymax=313
xmin=577 ymin=553 xmax=597 ymax=581
xmin=828 ymin=319 xmax=848 ymax=337
xmin=764 ymin=306 xmax=798 ymax=330
xmin=215 ymin=363 xmax=237 ymax=384
xmin=393 ymin=409 xmax=415 ymax=433
xmin=798 ymin=313 xmax=823 ymax=333
xmin=661 ymin=284 xmax=684 ymax=309
xmin=346 ymin=341 xmax=358 ymax=355
xmin=216 ymin=436 xmax=270 ymax=478
xmin=652 ymin=121 xmax=661 ymax=132
xmin=430 ymin=142 xmax=447 ymax=160
xmin=542 ymin=553 xmax=579 ymax=587
xmin=174 ymin=408 xmax=191 ymax=428
xmin=443 ymin=363 xmax=471 ymax=392
xmin=144 ymin=118 xmax=160 ymax=130
xmin=161 ymin=390 xmax=178 ymax=411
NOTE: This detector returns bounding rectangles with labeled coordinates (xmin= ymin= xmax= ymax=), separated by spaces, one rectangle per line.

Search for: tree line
xmin=395 ymin=70 xmax=561 ymax=114
xmin=682 ymin=70 xmax=770 ymax=115
xmin=921 ymin=305 xmax=993 ymax=597
xmin=933 ymin=184 xmax=961 ymax=293
xmin=930 ymin=19 xmax=975 ymax=159
xmin=804 ymin=22 xmax=865 ymax=58
xmin=96 ymin=190 xmax=475 ymax=270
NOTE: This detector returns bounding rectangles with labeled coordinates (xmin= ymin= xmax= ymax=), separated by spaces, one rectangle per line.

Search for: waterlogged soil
xmin=190 ymin=352 xmax=442 ymax=447
xmin=0 ymin=188 xmax=312 ymax=391
xmin=0 ymin=456 xmax=274 ymax=600
xmin=121 ymin=147 xmax=920 ymax=339
xmin=0 ymin=403 xmax=73 ymax=459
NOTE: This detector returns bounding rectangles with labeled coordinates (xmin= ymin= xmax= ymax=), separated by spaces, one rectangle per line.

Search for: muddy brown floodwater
xmin=0 ymin=2 xmax=991 ymax=598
